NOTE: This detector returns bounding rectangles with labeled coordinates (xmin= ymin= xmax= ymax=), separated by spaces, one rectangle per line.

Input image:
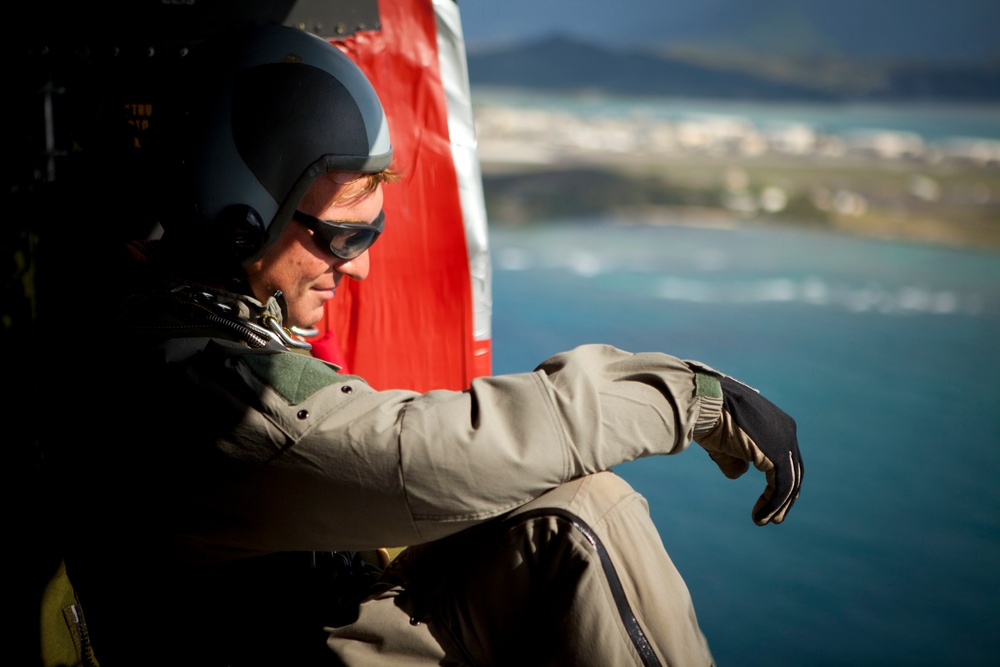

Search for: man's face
xmin=245 ymin=173 xmax=384 ymax=328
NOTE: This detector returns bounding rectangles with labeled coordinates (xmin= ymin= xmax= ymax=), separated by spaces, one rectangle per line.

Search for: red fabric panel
xmin=308 ymin=0 xmax=481 ymax=392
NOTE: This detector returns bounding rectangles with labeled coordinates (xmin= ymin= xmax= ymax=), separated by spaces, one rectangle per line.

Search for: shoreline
xmin=478 ymin=155 xmax=1000 ymax=253
xmin=472 ymin=95 xmax=1000 ymax=253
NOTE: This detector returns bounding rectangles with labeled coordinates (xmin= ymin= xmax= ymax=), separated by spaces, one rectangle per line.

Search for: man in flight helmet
xmin=144 ymin=22 xmax=394 ymax=308
xmin=49 ymin=23 xmax=803 ymax=667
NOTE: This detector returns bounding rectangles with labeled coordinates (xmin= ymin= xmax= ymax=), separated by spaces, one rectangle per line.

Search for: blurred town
xmin=472 ymin=95 xmax=1000 ymax=252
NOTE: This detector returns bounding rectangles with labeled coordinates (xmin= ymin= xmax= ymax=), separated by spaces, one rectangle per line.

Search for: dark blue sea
xmin=488 ymin=220 xmax=1000 ymax=666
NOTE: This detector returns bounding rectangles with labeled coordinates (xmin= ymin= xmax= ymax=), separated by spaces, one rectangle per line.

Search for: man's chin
xmin=287 ymin=307 xmax=324 ymax=332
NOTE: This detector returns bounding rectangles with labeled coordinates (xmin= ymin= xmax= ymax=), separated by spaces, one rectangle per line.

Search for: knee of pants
xmin=507 ymin=470 xmax=648 ymax=529
xmin=396 ymin=471 xmax=658 ymax=611
xmin=383 ymin=473 xmax=697 ymax=666
xmin=399 ymin=471 xmax=651 ymax=576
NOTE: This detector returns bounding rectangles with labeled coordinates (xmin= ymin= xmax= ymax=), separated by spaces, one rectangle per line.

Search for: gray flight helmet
xmin=161 ymin=23 xmax=392 ymax=266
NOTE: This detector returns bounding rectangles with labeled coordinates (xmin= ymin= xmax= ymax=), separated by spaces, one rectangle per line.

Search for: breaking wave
xmin=494 ymin=247 xmax=988 ymax=315
xmin=652 ymin=276 xmax=984 ymax=315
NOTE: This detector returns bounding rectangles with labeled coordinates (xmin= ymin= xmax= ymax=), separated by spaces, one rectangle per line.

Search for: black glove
xmin=695 ymin=374 xmax=803 ymax=525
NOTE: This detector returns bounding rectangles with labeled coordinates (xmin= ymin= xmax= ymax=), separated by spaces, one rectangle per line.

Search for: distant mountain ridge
xmin=466 ymin=35 xmax=1000 ymax=102
xmin=459 ymin=1 xmax=1000 ymax=66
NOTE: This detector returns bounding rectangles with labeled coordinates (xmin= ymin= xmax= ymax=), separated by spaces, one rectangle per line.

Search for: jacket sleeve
xmin=178 ymin=343 xmax=721 ymax=553
xmin=398 ymin=344 xmax=721 ymax=540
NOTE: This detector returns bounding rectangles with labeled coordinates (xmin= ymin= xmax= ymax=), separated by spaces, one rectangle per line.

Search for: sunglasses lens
xmin=329 ymin=229 xmax=376 ymax=259
xmin=294 ymin=210 xmax=384 ymax=260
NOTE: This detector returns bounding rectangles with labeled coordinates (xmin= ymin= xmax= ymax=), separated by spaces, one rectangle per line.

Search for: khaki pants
xmin=327 ymin=472 xmax=715 ymax=666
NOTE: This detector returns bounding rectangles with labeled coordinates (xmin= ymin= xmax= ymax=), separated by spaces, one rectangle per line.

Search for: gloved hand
xmin=695 ymin=373 xmax=803 ymax=525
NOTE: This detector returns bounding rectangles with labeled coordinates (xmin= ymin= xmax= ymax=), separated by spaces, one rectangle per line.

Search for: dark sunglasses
xmin=292 ymin=209 xmax=385 ymax=260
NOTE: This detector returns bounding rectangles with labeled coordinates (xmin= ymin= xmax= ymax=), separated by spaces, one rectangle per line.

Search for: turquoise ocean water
xmin=488 ymin=220 xmax=1000 ymax=666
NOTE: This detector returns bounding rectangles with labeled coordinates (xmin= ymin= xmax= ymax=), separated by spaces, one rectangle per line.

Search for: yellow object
xmin=40 ymin=560 xmax=99 ymax=667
